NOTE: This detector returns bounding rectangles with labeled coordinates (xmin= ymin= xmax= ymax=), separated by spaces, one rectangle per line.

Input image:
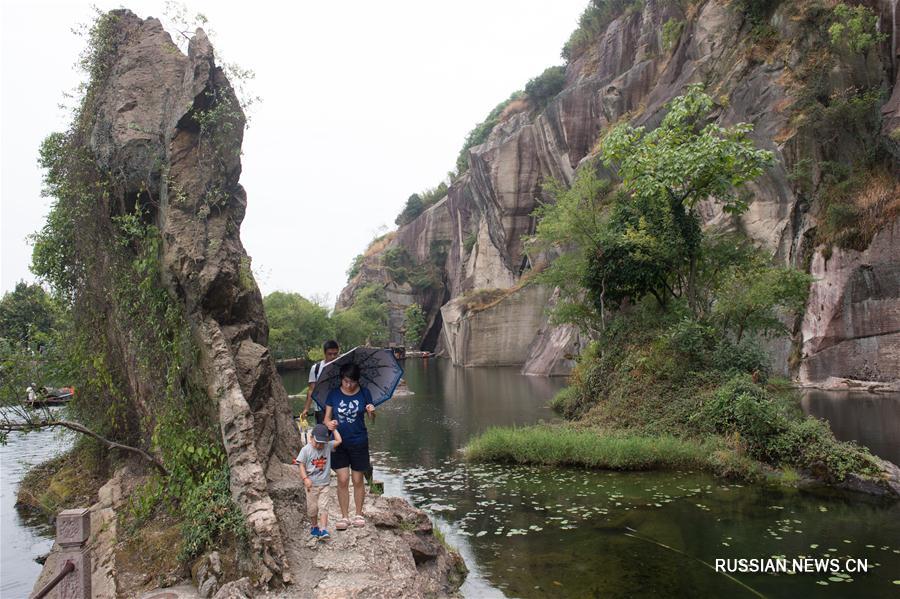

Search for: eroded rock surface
xmin=800 ymin=219 xmax=900 ymax=385
xmin=34 ymin=9 xmax=463 ymax=596
xmin=341 ymin=0 xmax=900 ymax=383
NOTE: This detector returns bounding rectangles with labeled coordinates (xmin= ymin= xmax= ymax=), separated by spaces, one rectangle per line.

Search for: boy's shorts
xmin=331 ymin=442 xmax=370 ymax=472
xmin=306 ymin=484 xmax=330 ymax=519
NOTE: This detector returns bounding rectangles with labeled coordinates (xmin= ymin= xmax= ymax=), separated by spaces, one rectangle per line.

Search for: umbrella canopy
xmin=310 ymin=346 xmax=404 ymax=410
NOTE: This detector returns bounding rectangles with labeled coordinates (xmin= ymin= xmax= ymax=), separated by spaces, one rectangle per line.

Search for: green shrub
xmin=549 ymin=386 xmax=584 ymax=419
xmin=734 ymin=0 xmax=782 ymax=26
xmin=829 ymin=3 xmax=887 ymax=54
xmin=698 ymin=375 xmax=879 ymax=480
xmin=382 ymin=246 xmax=411 ymax=284
xmin=179 ymin=466 xmax=247 ymax=561
xmin=699 ymin=375 xmax=783 ymax=458
xmin=661 ymin=18 xmax=684 ymax=51
xmin=346 ymin=253 xmax=364 ymax=280
xmin=395 ymin=194 xmax=425 ymax=226
xmin=524 ymin=66 xmax=566 ymax=107
xmin=667 ymin=318 xmax=714 ymax=365
xmin=463 ymin=232 xmax=477 ymax=255
xmin=710 ymin=337 xmax=771 ymax=379
xmin=561 ymin=1 xmax=642 ymax=62
xmin=404 ymin=303 xmax=427 ymax=347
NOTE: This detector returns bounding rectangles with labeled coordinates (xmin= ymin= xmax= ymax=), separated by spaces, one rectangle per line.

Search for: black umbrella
xmin=310 ymin=346 xmax=404 ymax=410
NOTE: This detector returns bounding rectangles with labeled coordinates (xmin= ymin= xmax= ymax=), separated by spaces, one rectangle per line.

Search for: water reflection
xmin=281 ymin=362 xmax=900 ymax=597
xmin=801 ymin=390 xmax=900 ymax=465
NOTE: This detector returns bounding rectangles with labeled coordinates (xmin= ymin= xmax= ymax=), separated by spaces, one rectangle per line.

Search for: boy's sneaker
xmin=318 ymin=529 xmax=330 ymax=539
xmin=310 ymin=526 xmax=320 ymax=537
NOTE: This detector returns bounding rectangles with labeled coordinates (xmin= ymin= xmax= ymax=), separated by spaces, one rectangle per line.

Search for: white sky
xmin=1 ymin=0 xmax=587 ymax=306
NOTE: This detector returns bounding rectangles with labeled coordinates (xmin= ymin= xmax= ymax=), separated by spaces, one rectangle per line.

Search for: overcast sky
xmin=1 ymin=0 xmax=587 ymax=306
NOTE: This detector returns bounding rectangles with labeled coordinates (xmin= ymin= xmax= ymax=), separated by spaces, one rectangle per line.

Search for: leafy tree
xmin=600 ymin=84 xmax=774 ymax=312
xmin=332 ymin=284 xmax=389 ymax=347
xmin=829 ymin=3 xmax=887 ymax=55
xmin=0 ymin=282 xmax=60 ymax=349
xmin=395 ymin=194 xmax=425 ymax=226
xmin=263 ymin=292 xmax=332 ymax=360
xmin=711 ymin=258 xmax=812 ymax=342
xmin=403 ymin=303 xmax=427 ymax=347
xmin=527 ymin=168 xmax=612 ymax=333
xmin=525 ymin=66 xmax=566 ymax=107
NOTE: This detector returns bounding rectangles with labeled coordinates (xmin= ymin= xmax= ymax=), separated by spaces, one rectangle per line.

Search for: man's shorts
xmin=331 ymin=442 xmax=370 ymax=472
xmin=306 ymin=484 xmax=330 ymax=519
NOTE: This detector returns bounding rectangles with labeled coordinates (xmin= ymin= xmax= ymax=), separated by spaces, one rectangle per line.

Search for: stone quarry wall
xmin=342 ymin=0 xmax=900 ymax=383
xmin=441 ymin=285 xmax=553 ymax=367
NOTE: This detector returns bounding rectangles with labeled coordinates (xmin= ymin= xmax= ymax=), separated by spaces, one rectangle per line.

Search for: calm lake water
xmin=283 ymin=360 xmax=900 ymax=598
xmin=0 ymin=416 xmax=72 ymax=597
xmin=4 ymin=365 xmax=898 ymax=597
xmin=802 ymin=390 xmax=900 ymax=466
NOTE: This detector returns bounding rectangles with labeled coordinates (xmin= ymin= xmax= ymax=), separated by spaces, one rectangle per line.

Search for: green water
xmin=281 ymin=360 xmax=900 ymax=598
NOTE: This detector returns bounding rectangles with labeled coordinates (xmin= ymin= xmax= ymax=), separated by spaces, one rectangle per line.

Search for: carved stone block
xmin=56 ymin=509 xmax=91 ymax=547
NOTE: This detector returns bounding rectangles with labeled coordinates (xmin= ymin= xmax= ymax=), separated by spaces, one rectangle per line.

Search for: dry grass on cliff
xmin=364 ymin=232 xmax=397 ymax=258
xmin=459 ymin=288 xmax=509 ymax=314
xmin=819 ymin=168 xmax=900 ymax=251
xmin=851 ymin=170 xmax=900 ymax=229
xmin=498 ymin=98 xmax=530 ymax=122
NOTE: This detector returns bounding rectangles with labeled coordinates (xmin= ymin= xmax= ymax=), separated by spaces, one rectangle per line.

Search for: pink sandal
xmin=335 ymin=518 xmax=349 ymax=531
xmin=352 ymin=515 xmax=366 ymax=528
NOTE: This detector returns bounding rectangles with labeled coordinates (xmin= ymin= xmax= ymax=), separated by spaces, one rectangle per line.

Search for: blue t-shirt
xmin=326 ymin=386 xmax=373 ymax=446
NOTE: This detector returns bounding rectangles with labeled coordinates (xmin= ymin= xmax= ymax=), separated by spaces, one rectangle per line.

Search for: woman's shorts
xmin=331 ymin=442 xmax=370 ymax=472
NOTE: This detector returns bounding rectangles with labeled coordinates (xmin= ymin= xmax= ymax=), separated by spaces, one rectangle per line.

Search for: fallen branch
xmin=1 ymin=419 xmax=168 ymax=476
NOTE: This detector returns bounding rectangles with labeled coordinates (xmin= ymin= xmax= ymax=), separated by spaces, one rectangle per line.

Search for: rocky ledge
xmin=33 ymin=468 xmax=465 ymax=599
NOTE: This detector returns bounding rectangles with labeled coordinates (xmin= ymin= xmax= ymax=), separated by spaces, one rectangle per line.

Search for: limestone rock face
xmin=800 ymin=219 xmax=900 ymax=385
xmin=441 ymin=285 xmax=554 ymax=367
xmin=71 ymin=12 xmax=466 ymax=594
xmin=86 ymin=11 xmax=298 ymax=582
xmin=341 ymin=0 xmax=900 ymax=383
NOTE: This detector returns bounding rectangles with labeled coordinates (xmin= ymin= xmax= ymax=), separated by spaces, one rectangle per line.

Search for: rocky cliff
xmin=33 ymin=10 xmax=463 ymax=596
xmin=340 ymin=0 xmax=900 ymax=384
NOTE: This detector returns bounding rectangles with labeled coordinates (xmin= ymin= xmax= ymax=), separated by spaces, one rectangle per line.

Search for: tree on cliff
xmin=597 ymin=84 xmax=775 ymax=314
xmin=531 ymin=86 xmax=809 ymax=344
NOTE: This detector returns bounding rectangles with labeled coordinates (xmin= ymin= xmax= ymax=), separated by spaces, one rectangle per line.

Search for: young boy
xmin=296 ymin=423 xmax=342 ymax=539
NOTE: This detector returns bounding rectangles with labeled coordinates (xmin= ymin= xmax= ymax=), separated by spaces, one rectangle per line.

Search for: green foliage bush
xmin=395 ymin=194 xmax=425 ymax=226
xmin=263 ymin=292 xmax=332 ymax=360
xmin=524 ymin=66 xmax=566 ymax=107
xmin=561 ymin=1 xmax=642 ymax=62
xmin=332 ymin=284 xmax=389 ymax=347
xmin=404 ymin=303 xmax=427 ymax=347
xmin=346 ymin=253 xmax=364 ymax=280
xmin=179 ymin=465 xmax=247 ymax=561
xmin=698 ymin=375 xmax=879 ymax=480
xmin=828 ymin=3 xmax=887 ymax=54
xmin=710 ymin=337 xmax=771 ymax=380
xmin=463 ymin=232 xmax=477 ymax=256
xmin=661 ymin=18 xmax=684 ymax=51
xmin=667 ymin=318 xmax=715 ymax=364
xmin=455 ymin=92 xmax=523 ymax=175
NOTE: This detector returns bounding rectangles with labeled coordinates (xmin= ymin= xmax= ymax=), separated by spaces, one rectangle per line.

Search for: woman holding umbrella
xmin=324 ymin=362 xmax=375 ymax=530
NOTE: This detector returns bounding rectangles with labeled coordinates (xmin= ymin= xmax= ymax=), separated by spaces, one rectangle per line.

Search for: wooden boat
xmin=24 ymin=387 xmax=74 ymax=408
